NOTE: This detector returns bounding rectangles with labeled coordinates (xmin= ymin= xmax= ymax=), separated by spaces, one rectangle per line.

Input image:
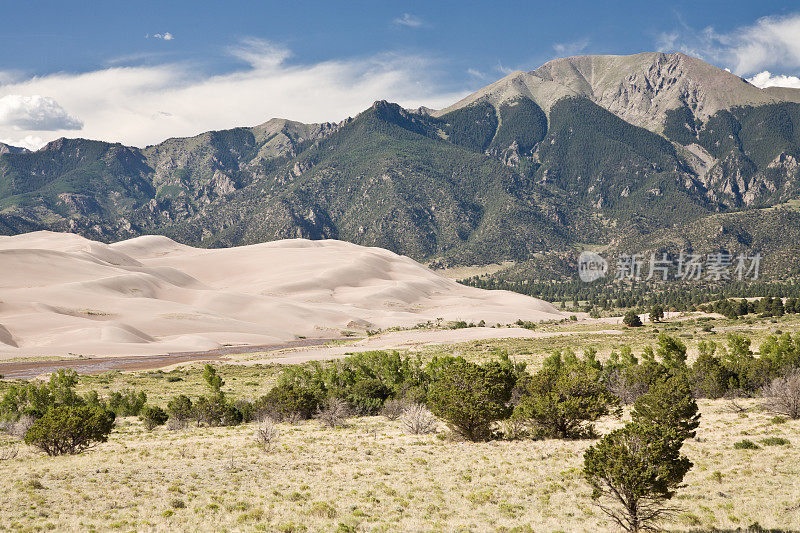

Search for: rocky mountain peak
xmin=435 ymin=52 xmax=800 ymax=133
xmin=0 ymin=142 xmax=29 ymax=155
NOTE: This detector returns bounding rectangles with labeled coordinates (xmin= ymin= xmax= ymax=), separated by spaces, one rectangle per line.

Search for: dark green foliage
xmin=655 ymin=333 xmax=687 ymax=370
xmin=631 ymin=375 xmax=700 ymax=440
xmin=108 ymin=389 xmax=147 ymax=417
xmin=734 ymin=439 xmax=760 ymax=450
xmin=278 ymin=350 xmax=429 ymax=407
xmin=140 ymin=405 xmax=168 ymax=430
xmin=707 ymin=298 xmax=755 ymax=319
xmin=166 ymin=395 xmax=193 ymax=422
xmin=761 ymin=437 xmax=790 ymax=446
xmin=720 ymin=333 xmax=780 ymax=393
xmin=438 ymin=102 xmax=498 ymax=153
xmin=542 ymin=97 xmax=680 ymax=183
xmin=0 ymin=369 xmax=108 ymax=428
xmin=0 ymin=369 xmax=91 ymax=422
xmin=489 ymin=98 xmax=548 ymax=153
xmin=257 ymin=383 xmax=319 ymax=421
xmin=623 ymin=310 xmax=643 ymax=328
xmin=232 ymin=399 xmax=257 ymax=423
xmin=603 ymin=347 xmax=669 ymax=404
xmin=690 ymin=342 xmax=732 ymax=398
xmin=758 ymin=332 xmax=800 ymax=373
xmin=515 ymin=355 xmax=619 ymax=438
xmin=583 ymin=423 xmax=693 ymax=532
xmin=192 ymin=395 xmax=243 ymax=427
xmin=202 ymin=364 xmax=224 ymax=395
xmin=426 ymin=357 xmax=516 ymax=441
xmin=344 ymin=378 xmax=392 ymax=415
xmin=757 ymin=296 xmax=785 ymax=317
xmin=662 ymin=105 xmax=699 ymax=145
xmin=155 ymin=365 xmax=242 ymax=427
xmin=24 ymin=405 xmax=115 ymax=456
xmin=649 ymin=305 xmax=664 ymax=323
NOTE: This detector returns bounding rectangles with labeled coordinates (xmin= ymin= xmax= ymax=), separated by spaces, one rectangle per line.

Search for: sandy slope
xmin=0 ymin=232 xmax=564 ymax=359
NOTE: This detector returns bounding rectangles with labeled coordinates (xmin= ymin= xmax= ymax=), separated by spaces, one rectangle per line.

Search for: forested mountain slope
xmin=2 ymin=52 xmax=800 ymax=279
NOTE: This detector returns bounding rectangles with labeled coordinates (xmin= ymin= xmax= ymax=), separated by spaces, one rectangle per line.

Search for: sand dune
xmin=0 ymin=231 xmax=564 ymax=358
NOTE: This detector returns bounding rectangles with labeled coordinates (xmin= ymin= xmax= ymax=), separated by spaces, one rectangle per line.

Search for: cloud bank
xmin=657 ymin=13 xmax=800 ymax=80
xmin=0 ymin=39 xmax=464 ymax=149
xmin=747 ymin=71 xmax=800 ymax=89
xmin=0 ymin=95 xmax=83 ymax=131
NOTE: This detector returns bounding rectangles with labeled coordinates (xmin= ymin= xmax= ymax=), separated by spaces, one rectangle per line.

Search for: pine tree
xmin=583 ymin=423 xmax=692 ymax=532
xmin=631 ymin=374 xmax=700 ymax=440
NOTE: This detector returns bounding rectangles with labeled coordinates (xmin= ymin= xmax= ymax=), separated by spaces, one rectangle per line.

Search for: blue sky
xmin=2 ymin=1 xmax=800 ymax=149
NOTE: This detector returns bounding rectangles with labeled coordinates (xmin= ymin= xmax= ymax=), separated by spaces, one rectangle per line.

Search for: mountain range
xmin=3 ymin=51 xmax=800 ymax=280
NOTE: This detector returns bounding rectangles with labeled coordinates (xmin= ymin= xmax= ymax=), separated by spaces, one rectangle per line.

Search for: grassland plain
xmin=0 ymin=400 xmax=797 ymax=532
xmin=1 ymin=313 xmax=799 ymax=531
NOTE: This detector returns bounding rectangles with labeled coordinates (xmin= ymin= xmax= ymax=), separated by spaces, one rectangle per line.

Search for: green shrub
xmin=231 ymin=399 xmax=256 ymax=423
xmin=649 ymin=305 xmax=664 ymax=323
xmin=426 ymin=357 xmax=515 ymax=441
xmin=583 ymin=423 xmax=692 ymax=532
xmin=202 ymin=364 xmax=224 ymax=394
xmin=24 ymin=405 xmax=115 ymax=456
xmin=515 ymin=361 xmax=619 ymax=439
xmin=108 ymin=389 xmax=147 ymax=417
xmin=631 ymin=374 xmax=700 ymax=440
xmin=1 ymin=369 xmax=83 ymax=421
xmin=140 ymin=405 xmax=168 ymax=430
xmin=733 ymin=439 xmax=760 ymax=450
xmin=193 ymin=396 xmax=242 ymax=427
xmin=623 ymin=311 xmax=643 ymax=328
xmin=170 ymin=499 xmax=186 ymax=509
xmin=760 ymin=437 xmax=790 ymax=446
xmin=167 ymin=395 xmax=193 ymax=422
xmin=690 ymin=342 xmax=732 ymax=398
xmin=344 ymin=378 xmax=391 ymax=415
xmin=655 ymin=333 xmax=687 ymax=369
xmin=257 ymin=384 xmax=319 ymax=421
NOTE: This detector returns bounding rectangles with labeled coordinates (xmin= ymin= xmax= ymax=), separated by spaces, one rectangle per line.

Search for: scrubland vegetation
xmin=1 ymin=313 xmax=800 ymax=531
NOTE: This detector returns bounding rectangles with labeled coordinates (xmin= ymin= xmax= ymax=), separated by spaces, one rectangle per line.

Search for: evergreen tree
xmin=426 ymin=357 xmax=515 ymax=441
xmin=631 ymin=374 xmax=700 ymax=440
xmin=649 ymin=305 xmax=665 ymax=323
xmin=583 ymin=423 xmax=693 ymax=532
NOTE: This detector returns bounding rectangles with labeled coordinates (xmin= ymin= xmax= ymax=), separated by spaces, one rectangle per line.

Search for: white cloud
xmin=0 ymin=135 xmax=43 ymax=151
xmin=552 ymin=39 xmax=589 ymax=57
xmin=495 ymin=61 xmax=515 ymax=76
xmin=0 ymin=95 xmax=83 ymax=131
xmin=747 ymin=70 xmax=800 ymax=89
xmin=394 ymin=13 xmax=424 ymax=28
xmin=657 ymin=13 xmax=800 ymax=76
xmin=0 ymin=39 xmax=466 ymax=149
xmin=149 ymin=32 xmax=174 ymax=41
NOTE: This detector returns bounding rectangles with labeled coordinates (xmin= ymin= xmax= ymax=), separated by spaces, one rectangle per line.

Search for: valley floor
xmin=0 ymin=399 xmax=796 ymax=532
xmin=2 ymin=313 xmax=800 ymax=532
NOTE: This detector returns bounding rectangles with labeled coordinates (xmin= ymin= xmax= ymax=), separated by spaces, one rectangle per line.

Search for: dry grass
xmin=0 ymin=399 xmax=797 ymax=532
xmin=2 ymin=314 xmax=800 ymax=531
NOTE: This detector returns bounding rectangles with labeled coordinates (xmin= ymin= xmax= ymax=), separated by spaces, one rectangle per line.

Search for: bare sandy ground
xmin=235 ymin=326 xmax=626 ymax=366
xmin=0 ymin=231 xmax=565 ymax=360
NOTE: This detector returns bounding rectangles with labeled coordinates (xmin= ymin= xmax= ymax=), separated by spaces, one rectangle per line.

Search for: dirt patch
xmin=0 ymin=338 xmax=334 ymax=379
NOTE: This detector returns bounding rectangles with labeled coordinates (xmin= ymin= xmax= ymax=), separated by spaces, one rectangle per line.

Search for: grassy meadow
xmin=1 ymin=313 xmax=799 ymax=532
